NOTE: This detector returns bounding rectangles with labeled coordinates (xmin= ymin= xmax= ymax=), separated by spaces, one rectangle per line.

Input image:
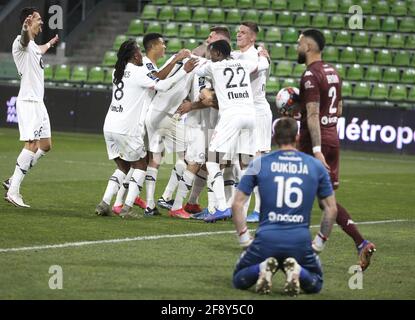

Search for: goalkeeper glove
xmin=238 ymin=227 xmax=253 ymax=250
xmin=312 ymin=232 xmax=328 ymax=254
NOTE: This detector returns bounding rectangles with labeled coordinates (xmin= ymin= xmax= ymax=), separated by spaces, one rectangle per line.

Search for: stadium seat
xmin=358 ymin=48 xmax=375 ymax=64
xmin=377 ymin=49 xmax=393 ymax=65
xmin=197 ymin=24 xmax=210 ymax=39
xmin=288 ymin=0 xmax=304 ymax=11
xmin=184 ymin=38 xmax=200 ymax=51
xmin=353 ymin=82 xmax=370 ymax=98
xmin=113 ymin=35 xmax=127 ymax=51
xmin=243 ymin=9 xmax=259 ymax=23
xmin=292 ymin=63 xmax=306 ymax=77
xmin=257 ymin=28 xmax=265 ymax=41
xmin=382 ymin=16 xmax=397 ymax=32
xmin=408 ymin=86 xmax=415 ymax=101
xmin=261 ymin=10 xmax=276 ymax=25
xmin=391 ymin=1 xmax=407 ymax=16
xmin=275 ymin=61 xmax=293 ymax=77
xmin=88 ymin=66 xmax=105 ymax=84
xmin=158 ymin=6 xmax=174 ymax=21
xmin=286 ymin=44 xmax=298 ymax=61
xmin=365 ymin=65 xmax=382 ymax=81
xmin=305 ymin=0 xmax=321 ymax=12
xmin=265 ymin=27 xmax=282 ymax=42
xmin=412 ymin=55 xmax=415 ymax=68
xmin=312 ymin=13 xmax=329 ymax=28
xmin=141 ymin=5 xmax=158 ymax=20
xmin=393 ymin=51 xmax=411 ymax=67
xmin=270 ymin=43 xmax=286 ymax=59
xmin=373 ymin=1 xmax=390 ymax=15
xmin=282 ymin=78 xmax=297 ymax=88
xmin=152 ymin=0 xmax=168 ymax=4
xmin=323 ymin=46 xmax=338 ymax=62
xmin=388 ymin=33 xmax=405 ymax=49
xmin=346 ymin=64 xmax=364 ymax=81
xmin=335 ymin=31 xmax=351 ymax=46
xmin=54 ymin=64 xmax=71 ymax=82
xmin=342 ymin=81 xmax=352 ymax=97
xmin=209 ymin=8 xmax=225 ymax=23
xmin=180 ymin=23 xmax=196 ymax=38
xmin=329 ymin=15 xmax=345 ymax=29
xmin=365 ymin=16 xmax=381 ymax=31
xmin=146 ymin=21 xmax=162 ymax=34
xmin=370 ymin=32 xmax=387 ymax=48
xmin=44 ymin=64 xmax=54 ymax=81
xmin=282 ymin=28 xmax=299 ymax=43
xmin=176 ymin=7 xmax=191 ymax=21
xmin=409 ymin=0 xmax=415 ymax=16
xmin=226 ymin=9 xmax=241 ymax=24
xmin=103 ymin=51 xmax=117 ymax=67
xmin=171 ymin=0 xmax=186 ymax=5
xmin=266 ymin=76 xmax=280 ymax=93
xmin=167 ymin=38 xmax=182 ymax=52
xmin=353 ymin=31 xmax=369 ymax=47
xmin=70 ymin=65 xmax=88 ymax=83
xmin=334 ymin=63 xmax=345 ymax=78
xmin=272 ymin=0 xmax=287 ymax=10
xmin=205 ymin=0 xmax=220 ymax=6
xmin=322 ymin=0 xmax=338 ymax=12
xmin=401 ymin=68 xmax=415 ymax=84
xmin=323 ymin=30 xmax=333 ymax=45
xmin=238 ymin=0 xmax=253 ymax=9
xmin=193 ymin=7 xmax=209 ymax=22
xmin=278 ymin=11 xmax=294 ymax=26
xmin=127 ymin=19 xmax=144 ymax=36
xmin=338 ymin=0 xmax=352 ymax=13
xmin=340 ymin=47 xmax=356 ymax=63
xmin=383 ymin=67 xmax=400 ymax=83
xmin=357 ymin=0 xmax=372 ymax=13
xmin=399 ymin=17 xmax=415 ymax=32
xmin=255 ymin=0 xmax=269 ymax=9
xmin=389 ymin=85 xmax=407 ymax=101
xmin=294 ymin=12 xmax=310 ymax=27
xmin=371 ymin=83 xmax=389 ymax=100
xmin=222 ymin=0 xmax=237 ymax=8
xmin=164 ymin=22 xmax=179 ymax=37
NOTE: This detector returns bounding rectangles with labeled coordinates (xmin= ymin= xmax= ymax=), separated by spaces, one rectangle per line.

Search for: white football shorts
xmin=16 ymin=100 xmax=51 ymax=141
xmin=104 ymin=131 xmax=147 ymax=162
xmin=185 ymin=125 xmax=206 ymax=164
xmin=254 ymin=110 xmax=273 ymax=153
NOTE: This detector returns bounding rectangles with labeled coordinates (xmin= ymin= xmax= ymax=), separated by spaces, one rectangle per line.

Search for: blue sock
xmin=233 ymin=264 xmax=260 ymax=290
xmin=299 ymin=267 xmax=323 ymax=294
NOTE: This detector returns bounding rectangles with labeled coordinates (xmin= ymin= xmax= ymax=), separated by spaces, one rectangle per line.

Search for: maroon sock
xmin=336 ymin=203 xmax=364 ymax=247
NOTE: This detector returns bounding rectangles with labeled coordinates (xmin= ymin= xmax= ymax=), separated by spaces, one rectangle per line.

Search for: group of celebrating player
xmin=5 ymin=6 xmax=376 ymax=296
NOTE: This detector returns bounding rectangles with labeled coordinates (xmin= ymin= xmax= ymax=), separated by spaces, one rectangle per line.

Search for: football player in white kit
xmin=4 ymin=7 xmax=59 ymax=208
xmin=111 ymin=33 xmax=191 ymax=215
xmin=196 ymin=40 xmax=270 ymax=222
xmin=95 ymin=39 xmax=197 ymax=218
xmin=233 ymin=22 xmax=273 ymax=223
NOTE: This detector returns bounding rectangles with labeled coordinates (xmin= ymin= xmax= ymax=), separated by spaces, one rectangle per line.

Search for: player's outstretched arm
xmin=20 ymin=15 xmax=33 ymax=47
xmin=39 ymin=34 xmax=59 ymax=55
xmin=232 ymin=191 xmax=253 ymax=249
xmin=313 ymin=194 xmax=337 ymax=254
xmin=156 ymin=49 xmax=191 ymax=80
xmin=153 ymin=58 xmax=198 ymax=92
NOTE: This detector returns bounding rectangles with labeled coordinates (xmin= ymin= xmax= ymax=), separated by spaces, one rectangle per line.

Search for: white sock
xmin=172 ymin=170 xmax=195 ymax=211
xmin=223 ymin=166 xmax=235 ymax=204
xmin=253 ymin=186 xmax=261 ymax=213
xmin=125 ymin=169 xmax=146 ymax=207
xmin=114 ymin=168 xmax=133 ymax=207
xmin=162 ymin=159 xmax=186 ymax=201
xmin=30 ymin=149 xmax=47 ymax=168
xmin=102 ymin=169 xmax=125 ymax=205
xmin=207 ymin=173 xmax=217 ymax=213
xmin=145 ymin=167 xmax=158 ymax=209
xmin=206 ymin=162 xmax=227 ymax=211
xmin=9 ymin=149 xmax=35 ymax=195
xmin=188 ymin=169 xmax=207 ymax=205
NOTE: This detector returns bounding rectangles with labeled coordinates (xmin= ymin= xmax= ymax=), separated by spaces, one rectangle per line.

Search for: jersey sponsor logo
xmin=228 ymin=90 xmax=250 ymax=100
xmin=146 ymin=63 xmax=155 ymax=71
xmin=321 ymin=115 xmax=338 ymax=125
xmin=326 ymin=74 xmax=339 ymax=84
xmin=304 ymin=71 xmax=313 ymax=77
xmin=268 ymin=212 xmax=305 ymax=223
xmin=146 ymin=72 xmax=158 ymax=80
xmin=110 ymin=105 xmax=124 ymax=113
xmin=304 ymin=80 xmax=315 ymax=89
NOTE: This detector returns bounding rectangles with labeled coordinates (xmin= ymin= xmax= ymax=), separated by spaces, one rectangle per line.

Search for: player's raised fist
xmin=49 ymin=34 xmax=59 ymax=48
xmin=175 ymin=49 xmax=191 ymax=62
xmin=23 ymin=15 xmax=33 ymax=29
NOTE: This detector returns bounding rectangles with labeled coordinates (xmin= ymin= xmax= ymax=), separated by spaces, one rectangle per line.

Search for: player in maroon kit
xmin=296 ymin=29 xmax=376 ymax=271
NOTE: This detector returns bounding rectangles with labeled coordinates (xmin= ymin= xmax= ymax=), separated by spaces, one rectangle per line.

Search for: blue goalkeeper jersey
xmin=238 ymin=149 xmax=333 ymax=231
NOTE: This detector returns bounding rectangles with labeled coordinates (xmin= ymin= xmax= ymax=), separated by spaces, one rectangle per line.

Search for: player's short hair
xmin=143 ymin=33 xmax=163 ymax=52
xmin=209 ymin=26 xmax=231 ymax=41
xmin=302 ymin=29 xmax=325 ymax=52
xmin=241 ymin=21 xmax=259 ymax=34
xmin=20 ymin=7 xmax=39 ymax=25
xmin=273 ymin=117 xmax=298 ymax=146
xmin=208 ymin=40 xmax=231 ymax=58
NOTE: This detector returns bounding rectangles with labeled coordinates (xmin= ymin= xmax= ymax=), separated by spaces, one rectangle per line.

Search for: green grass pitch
xmin=0 ymin=128 xmax=414 ymax=300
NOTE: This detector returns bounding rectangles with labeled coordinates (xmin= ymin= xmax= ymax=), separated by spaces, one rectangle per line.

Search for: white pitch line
xmin=0 ymin=219 xmax=410 ymax=254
